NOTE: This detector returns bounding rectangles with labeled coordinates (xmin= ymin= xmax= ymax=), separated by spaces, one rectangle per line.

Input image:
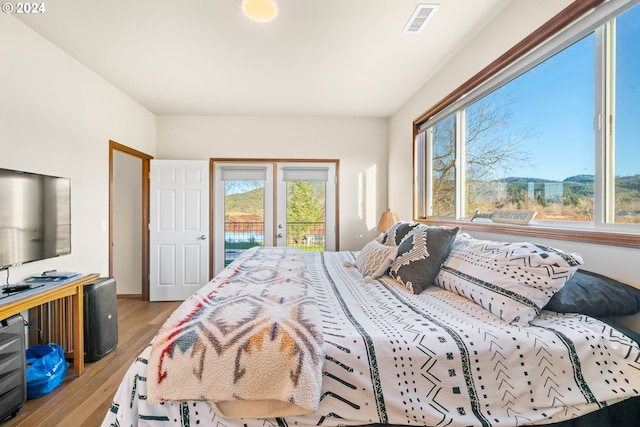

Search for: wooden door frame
xmin=109 ymin=140 xmax=153 ymax=300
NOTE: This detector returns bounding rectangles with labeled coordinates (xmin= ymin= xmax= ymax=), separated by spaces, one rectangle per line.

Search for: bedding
xmin=103 ymin=246 xmax=640 ymax=427
xmin=544 ymin=268 xmax=640 ymax=317
xmin=147 ymin=247 xmax=324 ymax=418
xmin=354 ymin=239 xmax=398 ymax=280
xmin=379 ymin=221 xmax=420 ymax=246
xmin=388 ymin=225 xmax=459 ymax=294
xmin=435 ymin=234 xmax=583 ymax=325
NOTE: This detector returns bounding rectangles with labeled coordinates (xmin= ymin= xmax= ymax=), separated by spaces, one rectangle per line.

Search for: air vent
xmin=402 ymin=4 xmax=439 ymax=34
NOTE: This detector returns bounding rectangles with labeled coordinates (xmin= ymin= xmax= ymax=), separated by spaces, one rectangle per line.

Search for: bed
xmin=101 ymin=223 xmax=640 ymax=427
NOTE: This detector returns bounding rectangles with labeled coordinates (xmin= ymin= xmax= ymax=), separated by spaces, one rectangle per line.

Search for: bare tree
xmin=430 ymin=92 xmax=536 ymax=216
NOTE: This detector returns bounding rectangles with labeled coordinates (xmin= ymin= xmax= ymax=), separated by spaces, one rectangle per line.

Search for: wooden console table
xmin=0 ymin=273 xmax=99 ymax=376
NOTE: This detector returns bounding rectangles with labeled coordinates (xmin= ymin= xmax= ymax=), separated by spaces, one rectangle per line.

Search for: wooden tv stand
xmin=0 ymin=273 xmax=99 ymax=376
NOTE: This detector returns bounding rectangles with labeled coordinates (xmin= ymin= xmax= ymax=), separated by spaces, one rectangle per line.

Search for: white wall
xmin=156 ymin=115 xmax=389 ymax=250
xmin=388 ymin=1 xmax=640 ymax=288
xmin=0 ymin=16 xmax=156 ymax=282
xmin=112 ymin=151 xmax=143 ymax=294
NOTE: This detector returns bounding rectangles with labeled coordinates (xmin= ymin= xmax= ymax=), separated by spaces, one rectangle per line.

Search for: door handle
xmin=199 ymin=235 xmax=207 ymax=240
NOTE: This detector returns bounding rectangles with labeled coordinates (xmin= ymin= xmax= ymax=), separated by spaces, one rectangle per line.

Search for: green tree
xmin=287 ymin=181 xmax=324 ymax=222
xmin=287 ymin=181 xmax=324 ymax=244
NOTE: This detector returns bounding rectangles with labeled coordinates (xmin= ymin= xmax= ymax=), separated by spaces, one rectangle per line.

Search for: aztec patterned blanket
xmin=147 ymin=247 xmax=325 ymax=418
xmin=104 ymin=248 xmax=640 ymax=427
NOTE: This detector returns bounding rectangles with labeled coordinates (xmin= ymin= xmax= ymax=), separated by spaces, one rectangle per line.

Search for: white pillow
xmin=435 ymin=236 xmax=583 ymax=325
xmin=355 ymin=240 xmax=398 ymax=280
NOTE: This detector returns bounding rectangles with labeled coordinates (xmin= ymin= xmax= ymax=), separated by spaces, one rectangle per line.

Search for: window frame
xmin=412 ymin=0 xmax=640 ymax=249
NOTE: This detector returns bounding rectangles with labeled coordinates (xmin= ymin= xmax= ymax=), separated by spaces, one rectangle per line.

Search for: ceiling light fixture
xmin=241 ymin=0 xmax=278 ymax=22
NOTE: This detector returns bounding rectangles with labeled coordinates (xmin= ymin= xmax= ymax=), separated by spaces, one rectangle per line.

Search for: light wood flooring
xmin=2 ymin=297 xmax=181 ymax=427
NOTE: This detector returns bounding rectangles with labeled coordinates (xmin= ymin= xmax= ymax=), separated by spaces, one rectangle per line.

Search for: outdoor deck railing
xmin=224 ymin=221 xmax=325 ymax=265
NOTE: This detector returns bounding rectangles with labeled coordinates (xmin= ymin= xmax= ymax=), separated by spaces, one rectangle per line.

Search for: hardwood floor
xmin=2 ymin=298 xmax=181 ymax=427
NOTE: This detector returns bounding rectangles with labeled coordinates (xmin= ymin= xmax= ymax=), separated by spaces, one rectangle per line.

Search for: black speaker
xmin=0 ymin=314 xmax=26 ymax=421
xmin=83 ymin=277 xmax=118 ymax=362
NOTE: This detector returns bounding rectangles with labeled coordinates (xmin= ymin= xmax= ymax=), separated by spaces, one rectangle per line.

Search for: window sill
xmin=418 ymin=218 xmax=640 ymax=249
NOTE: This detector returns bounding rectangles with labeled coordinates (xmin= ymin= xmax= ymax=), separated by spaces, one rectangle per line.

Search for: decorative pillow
xmin=434 ymin=237 xmax=583 ymax=325
xmin=380 ymin=221 xmax=420 ymax=246
xmin=389 ymin=225 xmax=459 ymax=294
xmin=544 ymin=269 xmax=640 ymax=317
xmin=355 ymin=240 xmax=398 ymax=280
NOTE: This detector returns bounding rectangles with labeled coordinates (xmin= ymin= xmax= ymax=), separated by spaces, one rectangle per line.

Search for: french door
xmin=212 ymin=160 xmax=337 ymax=275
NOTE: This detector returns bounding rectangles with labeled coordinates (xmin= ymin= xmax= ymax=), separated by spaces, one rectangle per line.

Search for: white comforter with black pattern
xmin=102 ymin=248 xmax=640 ymax=427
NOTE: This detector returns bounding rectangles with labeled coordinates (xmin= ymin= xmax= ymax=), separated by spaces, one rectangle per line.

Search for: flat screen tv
xmin=0 ymin=167 xmax=71 ymax=270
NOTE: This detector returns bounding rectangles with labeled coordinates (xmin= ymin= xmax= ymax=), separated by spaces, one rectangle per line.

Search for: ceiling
xmin=15 ymin=0 xmax=511 ymax=117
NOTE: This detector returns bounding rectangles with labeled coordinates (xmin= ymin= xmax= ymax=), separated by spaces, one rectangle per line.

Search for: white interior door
xmin=150 ymin=160 xmax=209 ymax=301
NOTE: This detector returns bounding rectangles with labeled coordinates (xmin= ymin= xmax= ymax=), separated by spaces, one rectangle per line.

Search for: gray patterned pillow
xmin=389 ymin=225 xmax=459 ymax=294
xmin=355 ymin=240 xmax=398 ymax=279
xmin=380 ymin=221 xmax=420 ymax=246
xmin=435 ymin=235 xmax=583 ymax=325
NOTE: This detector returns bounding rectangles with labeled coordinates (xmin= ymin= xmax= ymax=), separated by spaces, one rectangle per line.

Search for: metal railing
xmin=224 ymin=221 xmax=325 ymax=265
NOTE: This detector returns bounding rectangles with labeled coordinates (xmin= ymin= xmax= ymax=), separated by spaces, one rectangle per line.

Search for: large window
xmin=431 ymin=115 xmax=457 ymax=217
xmin=613 ymin=6 xmax=640 ymax=223
xmin=414 ymin=1 xmax=640 ymax=238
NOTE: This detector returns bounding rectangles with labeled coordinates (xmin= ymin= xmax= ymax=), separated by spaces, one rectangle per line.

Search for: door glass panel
xmin=285 ymin=180 xmax=326 ymax=252
xmin=223 ymin=180 xmax=265 ymax=266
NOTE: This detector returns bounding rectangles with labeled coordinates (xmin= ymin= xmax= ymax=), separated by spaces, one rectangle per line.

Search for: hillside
xmin=225 ymin=188 xmax=264 ymax=220
xmin=477 ymin=174 xmax=640 ymax=221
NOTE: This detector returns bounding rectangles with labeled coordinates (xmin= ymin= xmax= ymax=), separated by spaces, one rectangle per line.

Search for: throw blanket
xmin=147 ymin=247 xmax=325 ymax=419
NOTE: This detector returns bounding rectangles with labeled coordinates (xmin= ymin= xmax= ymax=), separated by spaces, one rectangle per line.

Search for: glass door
xmin=213 ymin=161 xmax=336 ymax=275
xmin=213 ymin=163 xmax=274 ymax=274
xmin=276 ymin=163 xmax=336 ymax=252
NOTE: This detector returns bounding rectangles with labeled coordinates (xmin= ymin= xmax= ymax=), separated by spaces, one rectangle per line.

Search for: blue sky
xmin=488 ymin=4 xmax=639 ymax=181
xmin=614 ymin=4 xmax=640 ymax=177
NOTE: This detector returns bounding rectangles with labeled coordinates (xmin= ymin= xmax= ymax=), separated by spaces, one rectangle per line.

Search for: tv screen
xmin=0 ymin=168 xmax=71 ymax=269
